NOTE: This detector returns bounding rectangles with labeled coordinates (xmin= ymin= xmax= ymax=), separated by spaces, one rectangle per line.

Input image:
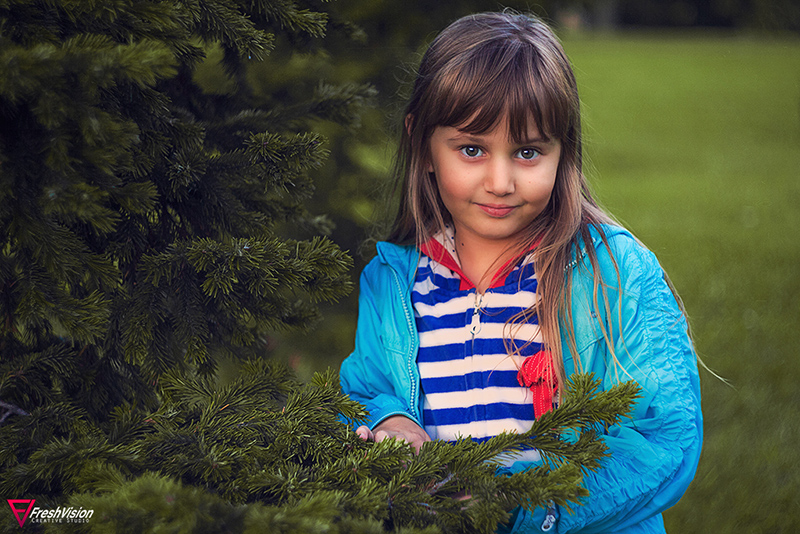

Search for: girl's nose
xmin=484 ymin=160 xmax=515 ymax=196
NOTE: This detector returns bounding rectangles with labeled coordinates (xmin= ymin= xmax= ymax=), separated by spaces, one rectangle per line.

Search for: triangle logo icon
xmin=7 ymin=500 xmax=36 ymax=528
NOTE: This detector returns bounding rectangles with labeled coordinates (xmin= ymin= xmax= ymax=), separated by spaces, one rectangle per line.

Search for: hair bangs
xmin=429 ymin=38 xmax=573 ymax=144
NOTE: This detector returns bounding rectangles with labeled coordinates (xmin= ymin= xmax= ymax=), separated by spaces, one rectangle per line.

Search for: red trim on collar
xmin=419 ymin=236 xmax=542 ymax=292
xmin=419 ymin=239 xmax=473 ymax=291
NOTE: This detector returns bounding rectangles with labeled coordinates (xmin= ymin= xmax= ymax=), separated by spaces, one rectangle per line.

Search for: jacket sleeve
xmin=508 ymin=233 xmax=703 ymax=533
xmin=339 ymin=259 xmax=422 ymax=430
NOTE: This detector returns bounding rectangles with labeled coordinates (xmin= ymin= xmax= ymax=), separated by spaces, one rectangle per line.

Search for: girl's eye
xmin=460 ymin=146 xmax=483 ymax=158
xmin=516 ymin=148 xmax=540 ymax=160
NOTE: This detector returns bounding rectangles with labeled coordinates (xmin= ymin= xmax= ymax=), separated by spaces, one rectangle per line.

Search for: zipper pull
xmin=541 ymin=503 xmax=557 ymax=531
xmin=470 ymin=292 xmax=483 ymax=337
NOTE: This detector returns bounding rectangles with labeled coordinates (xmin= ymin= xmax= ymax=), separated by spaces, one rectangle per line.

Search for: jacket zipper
xmin=469 ymin=291 xmax=484 ymax=338
xmin=389 ymin=267 xmax=420 ymax=423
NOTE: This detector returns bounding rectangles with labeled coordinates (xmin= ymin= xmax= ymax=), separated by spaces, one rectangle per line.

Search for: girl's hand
xmin=355 ymin=415 xmax=432 ymax=454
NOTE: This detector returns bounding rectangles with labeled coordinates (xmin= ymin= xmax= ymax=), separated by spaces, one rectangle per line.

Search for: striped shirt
xmin=412 ymin=231 xmax=545 ymax=462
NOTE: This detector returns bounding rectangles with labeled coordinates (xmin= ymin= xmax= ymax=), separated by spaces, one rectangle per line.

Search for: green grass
xmin=563 ymin=33 xmax=800 ymax=532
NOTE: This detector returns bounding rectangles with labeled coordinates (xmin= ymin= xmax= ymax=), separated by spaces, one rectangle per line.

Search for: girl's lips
xmin=477 ymin=203 xmax=517 ymax=217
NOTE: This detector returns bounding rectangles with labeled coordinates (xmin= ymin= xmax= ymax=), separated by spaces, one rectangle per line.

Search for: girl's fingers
xmin=374 ymin=429 xmax=399 ymax=443
xmin=355 ymin=425 xmax=373 ymax=441
xmin=359 ymin=417 xmax=433 ymax=453
xmin=375 ymin=429 xmax=429 ymax=453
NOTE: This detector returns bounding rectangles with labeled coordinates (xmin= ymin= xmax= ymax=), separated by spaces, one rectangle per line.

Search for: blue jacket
xmin=340 ymin=225 xmax=703 ymax=533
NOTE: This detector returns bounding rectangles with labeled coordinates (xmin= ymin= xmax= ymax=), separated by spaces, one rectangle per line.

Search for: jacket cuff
xmin=370 ymin=410 xmax=419 ymax=430
xmin=361 ymin=393 xmax=422 ymax=429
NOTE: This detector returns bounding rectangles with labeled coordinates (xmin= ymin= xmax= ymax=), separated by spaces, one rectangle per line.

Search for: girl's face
xmin=427 ymin=117 xmax=561 ymax=253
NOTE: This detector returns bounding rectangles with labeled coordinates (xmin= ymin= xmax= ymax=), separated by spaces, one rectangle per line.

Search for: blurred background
xmin=255 ymin=1 xmax=799 ymax=531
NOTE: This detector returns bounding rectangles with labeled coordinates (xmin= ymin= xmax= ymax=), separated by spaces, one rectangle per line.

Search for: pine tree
xmin=0 ymin=1 xmax=639 ymax=533
xmin=0 ymin=0 xmax=360 ymax=427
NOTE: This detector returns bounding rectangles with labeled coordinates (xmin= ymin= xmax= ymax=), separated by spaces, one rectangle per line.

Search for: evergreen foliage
xmin=11 ymin=371 xmax=638 ymax=534
xmin=0 ymin=0 xmax=362 ymax=417
xmin=0 ymin=1 xmax=640 ymax=533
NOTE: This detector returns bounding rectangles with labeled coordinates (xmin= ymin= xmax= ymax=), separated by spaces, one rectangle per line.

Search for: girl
xmin=340 ymin=11 xmax=702 ymax=534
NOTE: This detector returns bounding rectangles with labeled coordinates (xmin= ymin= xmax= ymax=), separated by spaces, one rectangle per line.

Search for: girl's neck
xmin=454 ymin=234 xmax=523 ymax=293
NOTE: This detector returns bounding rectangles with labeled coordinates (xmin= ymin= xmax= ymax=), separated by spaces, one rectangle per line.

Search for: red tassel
xmin=517 ymin=350 xmax=558 ymax=418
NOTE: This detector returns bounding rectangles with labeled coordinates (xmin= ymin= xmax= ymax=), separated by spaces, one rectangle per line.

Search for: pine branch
xmin=193 ymin=0 xmax=276 ymax=61
xmin=309 ymin=82 xmax=378 ymax=128
xmin=248 ymin=0 xmax=329 ymax=39
xmin=0 ymin=399 xmax=29 ymax=424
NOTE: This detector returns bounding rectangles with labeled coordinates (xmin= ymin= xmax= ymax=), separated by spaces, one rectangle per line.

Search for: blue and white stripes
xmin=412 ymin=245 xmax=544 ymax=460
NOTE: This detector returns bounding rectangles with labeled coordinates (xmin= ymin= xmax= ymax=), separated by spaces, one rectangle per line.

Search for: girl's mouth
xmin=477 ymin=203 xmax=517 ymax=217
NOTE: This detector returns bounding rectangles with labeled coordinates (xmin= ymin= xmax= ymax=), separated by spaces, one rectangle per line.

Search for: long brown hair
xmin=386 ymin=12 xmax=621 ymax=388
